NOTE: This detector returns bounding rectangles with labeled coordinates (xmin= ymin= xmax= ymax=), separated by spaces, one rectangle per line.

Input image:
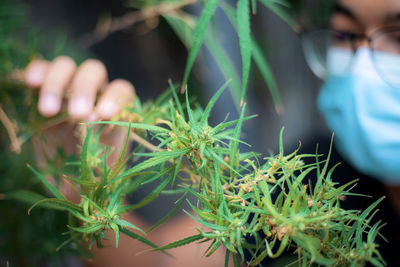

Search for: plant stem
xmin=130 ymin=131 xmax=161 ymax=152
xmin=80 ymin=0 xmax=197 ymax=48
xmin=0 ymin=104 xmax=21 ymax=153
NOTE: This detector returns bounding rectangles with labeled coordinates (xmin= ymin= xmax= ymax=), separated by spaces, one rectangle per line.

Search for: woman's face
xmin=314 ymin=0 xmax=400 ymax=185
xmin=331 ymin=0 xmax=400 ymax=35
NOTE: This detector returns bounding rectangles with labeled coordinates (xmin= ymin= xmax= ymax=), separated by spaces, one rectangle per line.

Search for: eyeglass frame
xmin=299 ymin=25 xmax=400 ymax=84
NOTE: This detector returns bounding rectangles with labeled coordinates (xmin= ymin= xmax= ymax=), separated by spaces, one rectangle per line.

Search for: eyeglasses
xmin=301 ymin=27 xmax=400 ymax=88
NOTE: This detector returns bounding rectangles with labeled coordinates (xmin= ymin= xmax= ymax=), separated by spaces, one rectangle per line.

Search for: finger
xmin=68 ymin=59 xmax=107 ymax=120
xmin=95 ymin=79 xmax=135 ymax=120
xmin=38 ymin=56 xmax=76 ymax=117
xmin=25 ymin=59 xmax=49 ymax=88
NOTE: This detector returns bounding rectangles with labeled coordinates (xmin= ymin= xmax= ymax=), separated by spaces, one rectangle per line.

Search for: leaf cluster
xmin=23 ymin=82 xmax=387 ymax=266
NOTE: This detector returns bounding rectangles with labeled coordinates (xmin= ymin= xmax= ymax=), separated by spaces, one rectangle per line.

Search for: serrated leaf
xmin=87 ymin=121 xmax=169 ymax=134
xmin=27 ymin=164 xmax=65 ymax=200
xmin=5 ymin=190 xmax=46 ymax=205
xmin=120 ymin=172 xmax=172 ymax=212
xmin=28 ymin=198 xmax=82 ymax=214
xmin=185 ymin=88 xmax=196 ymax=126
xmin=251 ymin=39 xmax=282 ymax=111
xmin=109 ymin=149 xmax=190 ymax=185
xmin=108 ymin=125 xmax=131 ymax=181
xmin=80 ymin=126 xmax=92 ymax=181
xmin=229 ymin=102 xmax=246 ymax=172
xmin=181 ymin=0 xmax=220 ymax=92
xmin=121 ymin=228 xmax=172 ymax=256
xmin=116 ymin=219 xmax=145 ymax=234
xmin=200 ymin=79 xmax=231 ymax=127
xmin=169 ymin=79 xmax=185 ymax=120
xmin=109 ymin=222 xmax=120 ymax=248
xmin=258 ymin=0 xmax=296 ymax=28
xmin=237 ymin=0 xmax=251 ymax=104
xmin=204 ymin=33 xmax=242 ymax=107
xmin=183 ymin=209 xmax=228 ymax=231
xmin=147 ymin=192 xmax=187 ymax=233
xmin=68 ymin=224 xmax=103 ymax=234
xmin=149 ymin=233 xmax=204 ymax=252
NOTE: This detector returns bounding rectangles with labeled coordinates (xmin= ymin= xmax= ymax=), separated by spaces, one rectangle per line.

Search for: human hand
xmin=25 ymin=56 xmax=135 ymax=121
xmin=25 ymin=56 xmax=135 ymax=200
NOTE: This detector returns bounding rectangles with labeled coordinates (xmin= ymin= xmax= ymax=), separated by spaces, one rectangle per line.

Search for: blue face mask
xmin=318 ymin=47 xmax=400 ymax=185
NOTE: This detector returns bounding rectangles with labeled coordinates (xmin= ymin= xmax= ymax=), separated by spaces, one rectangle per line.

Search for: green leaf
xmin=28 ymin=198 xmax=83 ymax=214
xmin=68 ymin=224 xmax=103 ymax=234
xmin=206 ymin=148 xmax=240 ymax=176
xmin=181 ymin=0 xmax=220 ymax=92
xmin=27 ymin=164 xmax=65 ymax=200
xmin=147 ymin=192 xmax=188 ymax=233
xmin=183 ymin=209 xmax=228 ymax=231
xmin=81 ymin=195 xmax=105 ymax=214
xmin=249 ymin=246 xmax=269 ymax=266
xmin=221 ymin=2 xmax=282 ymax=110
xmin=233 ymin=253 xmax=240 ymax=267
xmin=5 ymin=190 xmax=46 ymax=205
xmin=229 ymin=102 xmax=246 ymax=171
xmin=224 ymin=249 xmax=230 ymax=267
xmin=120 ymin=228 xmax=172 ymax=256
xmin=278 ymin=127 xmax=285 ymax=155
xmin=120 ymin=172 xmax=172 ymax=212
xmin=80 ymin=126 xmax=93 ymax=181
xmin=213 ymin=114 xmax=257 ymax=134
xmin=64 ymin=176 xmax=98 ymax=187
xmin=109 ymin=222 xmax=120 ymax=248
xmin=237 ymin=0 xmax=252 ymax=104
xmin=266 ymin=235 xmax=289 ymax=259
xmin=171 ymin=155 xmax=183 ymax=188
xmin=205 ymin=240 xmax=221 ymax=257
xmin=258 ymin=0 xmax=296 ymax=28
xmin=108 ymin=125 xmax=131 ymax=181
xmin=163 ymin=14 xmax=194 ymax=49
xmin=107 ymin=185 xmax=125 ymax=212
xmin=251 ymin=39 xmax=282 ymax=111
xmin=200 ymin=79 xmax=231 ymax=127
xmin=109 ymin=149 xmax=190 ymax=185
xmin=251 ymin=0 xmax=257 ymax=14
xmin=185 ymin=88 xmax=195 ymax=126
xmin=115 ymin=219 xmax=145 ymax=235
xmin=87 ymin=121 xmax=169 ymax=134
xmin=149 ymin=233 xmax=204 ymax=252
xmin=168 ymin=79 xmax=185 ymax=120
xmin=204 ymin=33 xmax=242 ymax=107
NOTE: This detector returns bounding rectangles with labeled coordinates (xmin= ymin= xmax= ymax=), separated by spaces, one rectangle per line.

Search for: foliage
xmin=0 ymin=0 xmax=387 ymax=266
xmin=19 ymin=83 xmax=384 ymax=266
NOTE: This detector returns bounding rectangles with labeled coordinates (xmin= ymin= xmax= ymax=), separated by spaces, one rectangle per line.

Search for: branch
xmin=130 ymin=131 xmax=161 ymax=152
xmin=0 ymin=104 xmax=22 ymax=153
xmin=80 ymin=0 xmax=196 ymax=48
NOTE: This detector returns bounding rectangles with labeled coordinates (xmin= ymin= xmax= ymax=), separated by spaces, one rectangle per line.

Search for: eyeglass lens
xmin=302 ymin=28 xmax=400 ymax=88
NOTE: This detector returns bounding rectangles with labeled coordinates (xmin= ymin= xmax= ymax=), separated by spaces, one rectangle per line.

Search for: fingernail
xmin=97 ymin=100 xmax=119 ymax=118
xmin=26 ymin=70 xmax=44 ymax=86
xmin=38 ymin=94 xmax=60 ymax=116
xmin=70 ymin=96 xmax=91 ymax=117
xmin=87 ymin=112 xmax=98 ymax=122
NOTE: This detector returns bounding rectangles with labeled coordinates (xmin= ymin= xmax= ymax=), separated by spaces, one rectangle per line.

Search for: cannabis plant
xmin=0 ymin=0 xmax=387 ymax=266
